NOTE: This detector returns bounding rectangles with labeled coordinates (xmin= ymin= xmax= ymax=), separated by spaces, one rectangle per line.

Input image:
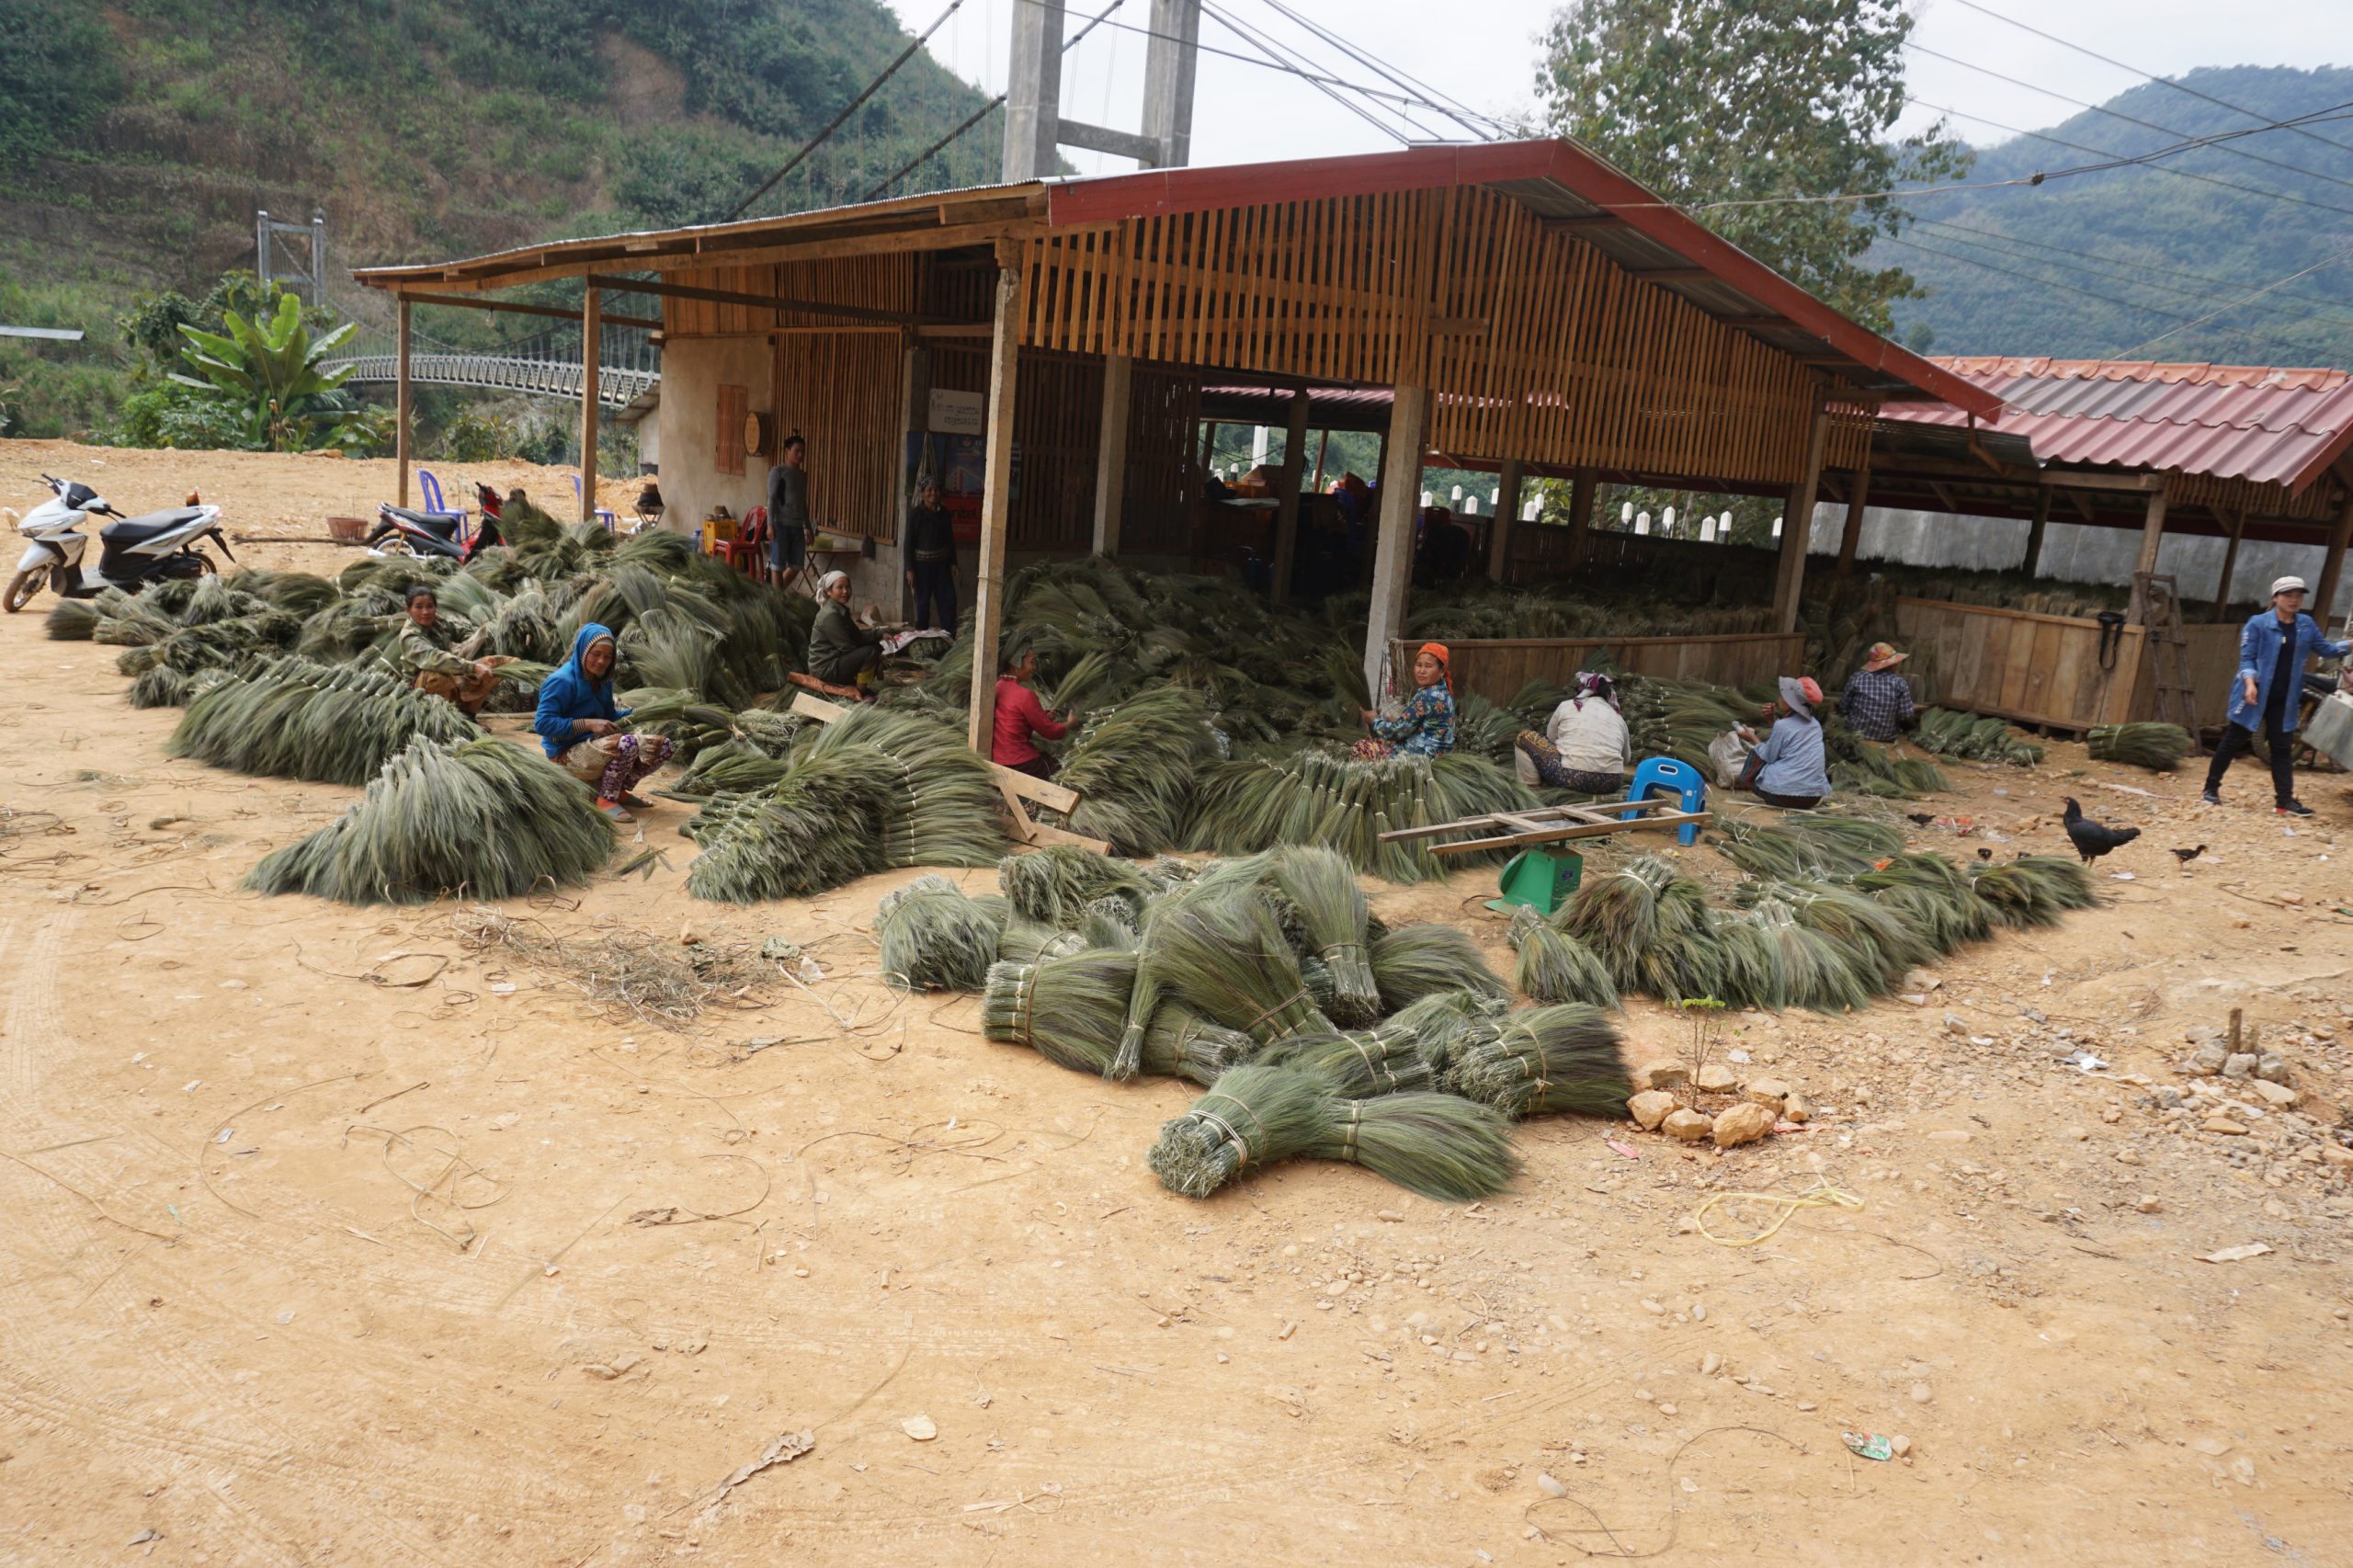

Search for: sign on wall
xmin=927 ymin=388 xmax=985 ymax=436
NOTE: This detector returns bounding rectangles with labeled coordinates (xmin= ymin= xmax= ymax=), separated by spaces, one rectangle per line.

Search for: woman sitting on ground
xmin=807 ymin=570 xmax=885 ymax=692
xmin=992 ymin=647 xmax=1069 ymax=779
xmin=1733 ymin=676 xmax=1833 ymax=809
xmin=1355 ymin=642 xmax=1457 ymax=760
xmin=1515 ymin=671 xmax=1628 ymax=792
xmin=534 ymin=622 xmax=674 ymax=823
xmin=393 ymin=584 xmax=510 ymax=717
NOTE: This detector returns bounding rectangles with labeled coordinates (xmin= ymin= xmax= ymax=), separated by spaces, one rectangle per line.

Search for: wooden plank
xmin=966 ymin=248 xmax=1026 ymax=756
xmin=1421 ymin=809 xmax=1712 ymax=856
xmin=578 ymin=289 xmax=601 ymax=523
xmin=790 ymin=690 xmax=849 ymax=722
xmin=394 ymin=297 xmax=412 ymax=509
xmin=988 ymin=761 xmax=1081 ymax=814
xmin=1380 ymin=796 xmax=1673 ymax=844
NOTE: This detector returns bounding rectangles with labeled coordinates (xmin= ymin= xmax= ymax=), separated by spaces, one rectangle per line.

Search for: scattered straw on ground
xmin=450 ymin=904 xmax=766 ymax=1029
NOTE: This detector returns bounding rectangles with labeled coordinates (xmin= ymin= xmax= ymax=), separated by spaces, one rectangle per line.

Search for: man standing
xmin=392 ymin=585 xmax=508 ymax=717
xmin=2202 ymin=575 xmax=2350 ymax=816
xmin=904 ymin=480 xmax=958 ymax=635
xmin=766 ymin=435 xmax=810 ymax=591
xmin=1836 ymin=642 xmax=1917 ymax=743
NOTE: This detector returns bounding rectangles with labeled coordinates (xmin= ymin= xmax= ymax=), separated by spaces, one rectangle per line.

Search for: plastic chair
xmin=724 ymin=507 xmax=769 ymax=577
xmin=1620 ymin=756 xmax=1707 ymax=846
xmin=571 ymin=474 xmax=620 ymax=530
xmin=415 ymin=468 xmax=468 ymax=538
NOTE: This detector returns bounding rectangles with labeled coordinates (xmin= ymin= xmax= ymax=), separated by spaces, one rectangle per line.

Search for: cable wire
xmin=2112 ymin=242 xmax=2353 ymax=359
xmin=1248 ymin=0 xmax=1509 ymax=142
xmin=1195 ymin=0 xmax=1422 ymax=143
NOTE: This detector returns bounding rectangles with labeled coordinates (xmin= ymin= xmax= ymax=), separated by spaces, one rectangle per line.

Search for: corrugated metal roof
xmin=1880 ymin=357 xmax=2353 ymax=494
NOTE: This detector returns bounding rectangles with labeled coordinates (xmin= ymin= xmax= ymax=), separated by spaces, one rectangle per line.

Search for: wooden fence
xmin=1389 ymin=632 xmax=1804 ymax=706
xmin=1893 ymin=597 xmax=2152 ymax=730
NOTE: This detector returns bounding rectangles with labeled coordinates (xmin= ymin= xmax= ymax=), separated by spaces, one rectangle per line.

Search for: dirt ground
xmin=3 ymin=439 xmax=2351 ymax=1566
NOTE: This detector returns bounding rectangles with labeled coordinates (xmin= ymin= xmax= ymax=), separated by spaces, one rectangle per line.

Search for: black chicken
xmin=2170 ymin=845 xmax=2206 ymax=867
xmin=2062 ymin=797 xmax=2140 ymax=866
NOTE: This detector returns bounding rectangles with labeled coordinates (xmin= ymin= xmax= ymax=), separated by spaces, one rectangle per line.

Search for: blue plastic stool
xmin=1620 ymin=756 xmax=1706 ymax=846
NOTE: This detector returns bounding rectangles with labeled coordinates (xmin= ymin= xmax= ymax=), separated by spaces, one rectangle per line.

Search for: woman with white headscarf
xmin=806 ymin=569 xmax=884 ymax=688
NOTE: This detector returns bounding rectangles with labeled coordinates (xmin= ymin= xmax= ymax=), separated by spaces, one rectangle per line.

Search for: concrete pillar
xmin=1271 ymin=389 xmax=1309 ymax=603
xmin=967 ymin=250 xmax=1027 ymax=755
xmin=1364 ymin=385 xmax=1428 ymax=704
xmin=1141 ymin=0 xmax=1200 ymax=166
xmin=2022 ymin=486 xmax=2052 ymax=577
xmin=394 ymin=296 xmax=412 ymax=509
xmin=1092 ymin=354 xmax=1132 ymax=558
xmin=578 ymin=288 xmax=601 ymax=523
xmin=1772 ymin=403 xmax=1829 ymax=634
xmin=1486 ymin=460 xmax=1523 ymax=583
xmin=2128 ymin=486 xmax=2168 ymax=623
xmin=1003 ymin=0 xmax=1063 ymax=182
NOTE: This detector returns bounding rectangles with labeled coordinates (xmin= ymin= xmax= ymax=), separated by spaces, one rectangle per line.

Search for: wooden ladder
xmin=2134 ymin=571 xmax=2202 ymax=752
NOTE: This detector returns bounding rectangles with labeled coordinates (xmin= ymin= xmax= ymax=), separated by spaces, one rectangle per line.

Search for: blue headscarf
xmin=533 ymin=622 xmax=626 ymax=756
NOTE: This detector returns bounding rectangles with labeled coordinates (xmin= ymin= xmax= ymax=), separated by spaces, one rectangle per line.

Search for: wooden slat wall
xmin=1019 ymin=186 xmax=1846 ymax=487
xmin=715 ymin=383 xmax=747 ymax=478
xmin=2165 ymin=471 xmax=2343 ymax=528
xmin=662 ymin=256 xmax=925 ymax=335
xmin=929 ymin=346 xmax=1105 ymax=551
xmin=1893 ymin=597 xmax=2149 ymax=730
xmin=1120 ymin=364 xmax=1202 ymax=556
xmin=774 ymin=332 xmax=901 ymax=541
xmin=1390 ymin=633 xmax=1806 ymax=706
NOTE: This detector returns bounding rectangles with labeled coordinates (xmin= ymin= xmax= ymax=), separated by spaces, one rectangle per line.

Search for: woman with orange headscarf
xmin=1354 ymin=642 xmax=1458 ymax=760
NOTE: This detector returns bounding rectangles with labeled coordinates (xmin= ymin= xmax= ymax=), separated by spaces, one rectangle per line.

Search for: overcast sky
xmin=886 ymin=0 xmax=2353 ymax=175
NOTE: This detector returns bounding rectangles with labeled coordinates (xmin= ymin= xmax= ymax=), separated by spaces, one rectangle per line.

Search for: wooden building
xmin=353 ymin=139 xmax=1992 ymax=753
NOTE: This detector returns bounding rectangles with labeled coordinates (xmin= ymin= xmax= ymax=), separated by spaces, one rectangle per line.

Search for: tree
xmin=1534 ymin=0 xmax=1966 ymax=330
xmin=171 ymin=291 xmax=360 ymax=452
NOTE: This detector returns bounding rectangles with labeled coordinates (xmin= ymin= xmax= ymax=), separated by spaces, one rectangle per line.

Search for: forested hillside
xmin=0 ymin=0 xmax=999 ymax=436
xmin=1882 ymin=65 xmax=2353 ymax=367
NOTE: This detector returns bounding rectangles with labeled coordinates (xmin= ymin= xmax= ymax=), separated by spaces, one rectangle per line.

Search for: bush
xmin=437 ymin=408 xmax=522 ymax=462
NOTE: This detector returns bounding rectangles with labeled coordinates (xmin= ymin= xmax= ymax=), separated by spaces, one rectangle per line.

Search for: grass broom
xmin=876 ymin=875 xmax=1002 ymax=992
xmin=1507 ymin=905 xmax=1619 ymax=1007
xmin=1444 ymin=1005 xmax=1631 ymax=1119
xmin=979 ymin=951 xmax=1139 ymax=1077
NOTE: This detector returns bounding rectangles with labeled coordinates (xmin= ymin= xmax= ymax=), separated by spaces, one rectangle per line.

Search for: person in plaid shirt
xmin=1837 ymin=642 xmax=1916 ymax=743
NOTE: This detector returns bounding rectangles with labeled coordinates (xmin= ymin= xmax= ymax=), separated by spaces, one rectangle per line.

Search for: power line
xmin=1942 ymin=0 xmax=2353 ymax=159
xmin=1911 ymin=218 xmax=2353 ymax=326
xmin=1196 ymin=0 xmax=1424 ymax=143
xmin=725 ymin=0 xmax=973 ymax=222
xmin=2114 ymin=242 xmax=2353 ymax=358
xmin=1247 ymin=0 xmax=1508 ymax=142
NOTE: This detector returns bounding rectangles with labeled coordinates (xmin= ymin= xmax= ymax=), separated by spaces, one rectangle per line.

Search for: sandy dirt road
xmin=1 ymin=440 xmax=2350 ymax=1565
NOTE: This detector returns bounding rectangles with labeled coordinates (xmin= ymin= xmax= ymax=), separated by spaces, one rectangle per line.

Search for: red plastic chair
xmin=724 ymin=506 xmax=769 ymax=577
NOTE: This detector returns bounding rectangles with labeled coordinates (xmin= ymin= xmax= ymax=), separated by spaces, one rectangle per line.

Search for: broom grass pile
xmin=1443 ymin=1004 xmax=1630 ymax=1119
xmin=1916 ymin=708 xmax=2043 ymax=766
xmin=1370 ymin=921 xmax=1513 ymax=1013
xmin=1267 ymin=845 xmax=1381 ymax=1024
xmin=1969 ymin=854 xmax=2097 ymax=927
xmin=1558 ymin=855 xmax=1724 ymax=1006
xmin=1139 ymin=1006 xmax=1259 ymax=1085
xmin=876 ymin=875 xmax=1003 ymax=992
xmin=169 ymin=657 xmax=480 ymax=784
xmin=1138 ymin=891 xmax=1336 ymax=1059
xmin=1506 ymin=905 xmax=1619 ymax=1007
xmin=1255 ymin=1024 xmax=1435 ymax=1096
xmin=2087 ymin=722 xmax=2192 ymax=772
xmin=981 ymin=950 xmax=1140 ymax=1076
xmin=248 ymin=735 xmax=611 ymax=903
xmin=1187 ymin=747 xmax=1537 ymax=882
xmin=998 ymin=844 xmax=1154 ymax=929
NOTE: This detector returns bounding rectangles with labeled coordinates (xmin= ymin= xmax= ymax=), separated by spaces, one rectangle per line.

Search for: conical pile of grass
xmin=1558 ymin=855 xmax=1723 ymax=1005
xmin=876 ymin=875 xmax=1002 ymax=993
xmin=1445 ymin=1005 xmax=1630 ymax=1119
xmin=1369 ymin=922 xmax=1511 ymax=1013
xmin=1147 ymin=1063 xmax=1518 ymax=1201
xmin=1267 ymin=845 xmax=1379 ymax=1024
xmin=1138 ymin=892 xmax=1336 ymax=1061
xmin=997 ymin=845 xmax=1154 ymax=929
xmin=979 ymin=950 xmax=1139 ymax=1076
xmin=168 ymin=657 xmax=479 ymax=785
xmin=1052 ymin=685 xmax=1221 ymax=855
xmin=1508 ymin=905 xmax=1618 ymax=1007
xmin=248 ymin=736 xmax=612 ymax=903
xmin=2088 ymin=722 xmax=2191 ymax=772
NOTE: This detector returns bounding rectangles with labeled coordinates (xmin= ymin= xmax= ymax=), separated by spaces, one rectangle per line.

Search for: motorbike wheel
xmin=193 ymin=551 xmax=218 ymax=576
xmin=3 ymin=568 xmax=42 ymax=614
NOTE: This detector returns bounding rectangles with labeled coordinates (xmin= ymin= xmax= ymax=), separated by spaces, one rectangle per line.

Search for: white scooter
xmin=6 ymin=474 xmax=233 ymax=613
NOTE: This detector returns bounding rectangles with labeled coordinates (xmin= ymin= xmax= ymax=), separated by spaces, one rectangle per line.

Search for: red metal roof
xmin=1879 ymin=357 xmax=2353 ymax=494
xmin=1048 ymin=141 xmax=2000 ymax=418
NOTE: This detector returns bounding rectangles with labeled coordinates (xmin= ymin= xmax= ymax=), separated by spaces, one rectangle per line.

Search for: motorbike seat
xmin=380 ymin=505 xmax=464 ymax=537
xmin=100 ymin=507 xmax=208 ymax=546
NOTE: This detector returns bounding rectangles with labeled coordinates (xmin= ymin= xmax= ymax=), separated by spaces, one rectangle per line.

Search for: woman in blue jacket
xmin=534 ymin=623 xmax=675 ymax=823
xmin=2202 ymin=576 xmax=2350 ymax=817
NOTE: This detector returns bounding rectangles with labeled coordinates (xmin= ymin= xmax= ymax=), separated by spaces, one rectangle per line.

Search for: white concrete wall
xmin=655 ymin=336 xmax=771 ymax=540
xmin=1809 ymin=502 xmax=2353 ymax=621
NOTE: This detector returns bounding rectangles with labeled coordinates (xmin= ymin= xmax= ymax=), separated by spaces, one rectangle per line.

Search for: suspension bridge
xmin=323 ymin=321 xmax=661 ymax=413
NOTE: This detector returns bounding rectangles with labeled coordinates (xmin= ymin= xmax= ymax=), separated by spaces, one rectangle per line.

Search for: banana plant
xmin=171 ymin=291 xmax=358 ymax=451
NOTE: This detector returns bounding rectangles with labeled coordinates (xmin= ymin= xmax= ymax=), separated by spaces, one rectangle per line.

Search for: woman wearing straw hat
xmin=1837 ymin=642 xmax=1917 ymax=744
xmin=2201 ymin=575 xmax=2350 ymax=816
xmin=1733 ymin=676 xmax=1832 ymax=809
xmin=1355 ymin=642 xmax=1457 ymax=760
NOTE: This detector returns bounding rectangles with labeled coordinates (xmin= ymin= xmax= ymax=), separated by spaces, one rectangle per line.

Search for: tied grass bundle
xmin=1139 ymin=1006 xmax=1258 ymax=1085
xmin=1558 ymin=855 xmax=1723 ymax=1005
xmin=1915 ymin=708 xmax=2043 ymax=766
xmin=980 ymin=951 xmax=1139 ymax=1077
xmin=1970 ymin=855 xmax=2097 ymax=927
xmin=1720 ymin=892 xmax=1875 ymax=1012
xmin=999 ymin=912 xmax=1086 ymax=963
xmin=45 ymin=598 xmax=99 ymax=640
xmin=169 ymin=657 xmax=479 ymax=785
xmin=1444 ymin=1005 xmax=1630 ymax=1119
xmin=1381 ymin=989 xmax=1511 ymax=1075
xmin=1254 ymin=1025 xmax=1433 ymax=1096
xmin=2088 ymin=722 xmax=2191 ymax=772
xmin=1508 ymin=906 xmax=1618 ymax=1007
xmin=876 ymin=875 xmax=1001 ymax=993
xmin=1855 ymin=852 xmax=1988 ymax=955
xmin=1188 ymin=747 xmax=1538 ymax=884
xmin=1715 ymin=812 xmax=1903 ymax=881
xmin=1053 ymin=685 xmax=1221 ymax=855
xmin=1139 ymin=892 xmax=1336 ymax=1060
xmin=997 ymin=845 xmax=1153 ymax=929
xmin=1369 ymin=922 xmax=1511 ymax=1014
xmin=1147 ymin=1063 xmax=1518 ymax=1202
xmin=248 ymin=737 xmax=612 ymax=903
xmin=1267 ymin=845 xmax=1379 ymax=1024
xmin=1739 ymin=879 xmax=1927 ymax=996
xmin=1076 ymin=894 xmax=1139 ymax=951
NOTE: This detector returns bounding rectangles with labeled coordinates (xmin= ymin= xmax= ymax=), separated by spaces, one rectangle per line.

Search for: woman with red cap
xmin=1355 ymin=642 xmax=1457 ymax=760
xmin=1733 ymin=676 xmax=1832 ymax=808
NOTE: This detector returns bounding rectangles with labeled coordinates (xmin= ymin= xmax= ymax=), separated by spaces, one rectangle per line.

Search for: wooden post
xmin=1310 ymin=429 xmax=1330 ymax=491
xmin=1363 ymin=385 xmax=1427 ymax=704
xmin=1486 ymin=459 xmax=1524 ymax=583
xmin=1835 ymin=448 xmax=1872 ymax=575
xmin=394 ymin=296 xmax=413 ymax=509
xmin=2128 ymin=485 xmax=2169 ymax=623
xmin=2022 ymin=485 xmax=2052 ymax=577
xmin=1091 ymin=353 xmax=1132 ymax=558
xmin=966 ymin=249 xmax=1027 ymax=756
xmin=897 ymin=344 xmax=929 ymax=620
xmin=1271 ymin=389 xmax=1309 ymax=602
xmin=1564 ymin=469 xmax=1595 ymax=567
xmin=577 ymin=287 xmax=601 ymax=523
xmin=2314 ymin=494 xmax=2353 ymax=631
xmin=1772 ymin=403 xmax=1830 ymax=635
xmin=2212 ymin=506 xmax=2248 ymax=622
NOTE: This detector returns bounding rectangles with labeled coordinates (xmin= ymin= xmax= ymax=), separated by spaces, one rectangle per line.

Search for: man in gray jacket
xmin=766 ymin=435 xmax=810 ymax=590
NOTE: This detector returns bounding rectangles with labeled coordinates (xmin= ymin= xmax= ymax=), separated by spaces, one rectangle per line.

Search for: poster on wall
xmin=927 ymin=388 xmax=985 ymax=436
xmin=904 ymin=428 xmax=1017 ymax=546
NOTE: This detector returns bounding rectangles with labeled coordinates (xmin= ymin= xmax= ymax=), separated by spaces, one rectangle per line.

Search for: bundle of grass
xmin=1187 ymin=747 xmax=1538 ymax=883
xmin=1266 ymin=845 xmax=1379 ymax=1024
xmin=1051 ymin=685 xmax=1221 ymax=855
xmin=169 ymin=658 xmax=480 ymax=785
xmin=1745 ymin=879 xmax=1928 ymax=995
xmin=1714 ymin=812 xmax=1904 ymax=881
xmin=997 ymin=845 xmax=1154 ymax=929
xmin=876 ymin=875 xmax=1002 ymax=992
xmin=1138 ymin=1006 xmax=1259 ymax=1085
xmin=296 ymin=597 xmax=404 ymax=662
xmin=2087 ymin=722 xmax=2191 ymax=772
xmin=1558 ymin=856 xmax=1724 ymax=1004
xmin=248 ymin=736 xmax=612 ymax=903
xmin=1829 ymin=733 xmax=1949 ymax=799
xmin=1146 ymin=1063 xmax=1518 ymax=1201
xmin=1138 ymin=892 xmax=1336 ymax=1067
xmin=1720 ymin=890 xmax=1875 ymax=1012
xmin=672 ymin=738 xmax=795 ymax=799
xmin=1507 ymin=905 xmax=1618 ymax=1007
xmin=1076 ymin=894 xmax=1139 ymax=950
xmin=44 ymin=598 xmax=99 ymax=640
xmin=1254 ymin=1026 xmax=1434 ymax=1096
xmin=1444 ymin=1004 xmax=1630 ymax=1119
xmin=1915 ymin=708 xmax=2043 ymax=766
xmin=1853 ymin=852 xmax=1988 ymax=954
xmin=90 ymin=587 xmax=181 ymax=645
xmin=129 ymin=665 xmax=197 ymax=709
xmin=979 ymin=950 xmax=1139 ymax=1076
xmin=1369 ymin=921 xmax=1511 ymax=1014
xmin=998 ymin=913 xmax=1087 ymax=963
xmin=231 ymin=568 xmax=339 ymax=619
xmin=1969 ymin=855 xmax=2097 ymax=928
xmin=1380 ymin=989 xmax=1512 ymax=1075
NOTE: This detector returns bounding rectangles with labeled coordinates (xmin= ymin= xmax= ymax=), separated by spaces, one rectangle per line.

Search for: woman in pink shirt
xmin=992 ymin=647 xmax=1069 ymax=778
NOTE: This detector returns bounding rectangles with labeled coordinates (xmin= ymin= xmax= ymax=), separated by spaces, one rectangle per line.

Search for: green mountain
xmin=1882 ymin=65 xmax=2353 ymax=367
xmin=0 ymin=0 xmax=1000 ymax=437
